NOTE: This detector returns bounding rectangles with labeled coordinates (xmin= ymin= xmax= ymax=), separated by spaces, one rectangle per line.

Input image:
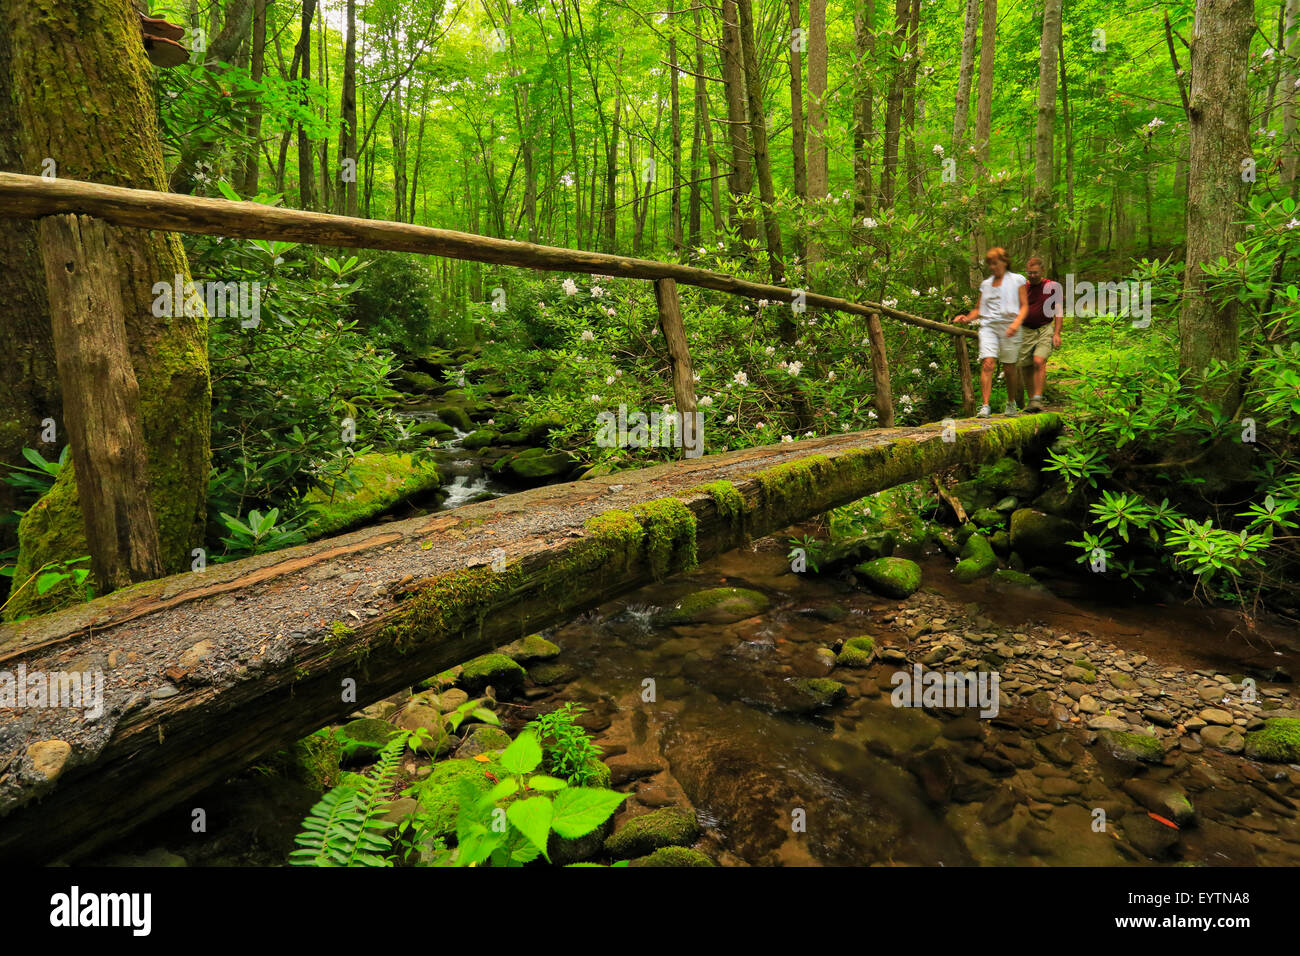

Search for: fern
xmin=289 ymin=731 xmax=408 ymax=867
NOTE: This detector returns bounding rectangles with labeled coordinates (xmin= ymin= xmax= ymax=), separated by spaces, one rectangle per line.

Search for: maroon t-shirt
xmin=1023 ymin=279 xmax=1061 ymax=329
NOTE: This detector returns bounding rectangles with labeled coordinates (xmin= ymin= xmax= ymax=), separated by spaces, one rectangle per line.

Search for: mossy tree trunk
xmin=2 ymin=0 xmax=210 ymax=617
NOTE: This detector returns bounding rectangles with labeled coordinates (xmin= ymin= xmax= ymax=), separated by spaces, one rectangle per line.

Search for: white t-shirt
xmin=978 ymin=272 xmax=1027 ymax=323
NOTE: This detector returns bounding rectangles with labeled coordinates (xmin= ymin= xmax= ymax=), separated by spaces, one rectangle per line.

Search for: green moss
xmin=5 ymin=466 xmax=90 ymax=619
xmin=628 ymin=846 xmax=717 ymax=867
xmin=789 ymin=677 xmax=848 ymax=709
xmin=954 ymin=532 xmax=998 ymax=582
xmin=693 ymin=480 xmax=746 ymax=530
xmin=381 ymin=563 xmax=522 ymax=649
xmin=403 ymin=755 xmax=509 ymax=839
xmin=1098 ymin=729 xmax=1164 ymax=763
xmin=604 ymin=807 xmax=700 ymax=859
xmin=836 ymin=635 xmax=877 ymax=667
xmin=853 ymin=556 xmax=922 ymax=598
xmin=498 ymin=633 xmax=560 ymax=663
xmin=303 ymin=453 xmax=441 ymax=539
xmin=337 ymin=717 xmax=402 ymax=764
xmin=631 ymin=497 xmax=698 ymax=579
xmin=1243 ymin=718 xmax=1300 ymax=763
xmin=293 ymin=729 xmax=343 ymax=790
xmin=458 ymin=653 xmax=526 ymax=693
xmin=657 ymin=586 xmax=770 ymax=625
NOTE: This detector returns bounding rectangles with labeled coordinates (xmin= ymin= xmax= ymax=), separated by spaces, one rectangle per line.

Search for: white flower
xmin=591 ymin=285 xmax=605 ymax=298
xmin=911 ymin=368 xmax=921 ymax=376
xmin=926 ymin=287 xmax=937 ymax=295
xmin=910 ymin=289 xmax=920 ymax=297
xmin=590 ymin=394 xmax=602 ymax=402
xmin=765 ymin=345 xmax=776 ymax=356
xmin=862 ymin=217 xmax=878 ymax=229
xmin=758 ymin=299 xmax=770 ymax=307
xmin=827 ymin=371 xmax=836 ymax=381
xmin=580 ymin=329 xmax=595 ymax=342
xmin=698 ymin=247 xmax=708 ymax=255
xmin=699 ymin=395 xmax=713 ymax=406
xmin=725 ymin=414 xmax=735 ymax=423
xmin=883 ymin=298 xmax=898 ymax=308
xmin=605 ymin=307 xmax=616 ymax=317
xmin=781 ymin=434 xmax=793 ymax=443
xmin=787 ymin=361 xmax=804 ymax=377
xmin=805 ymin=431 xmax=814 ymax=438
xmin=1287 ymin=218 xmax=1300 ymax=230
xmin=899 ymin=395 xmax=913 ymax=404
xmin=605 ymin=375 xmax=616 ymax=385
xmin=929 ymin=361 xmax=939 ymax=370
xmin=692 ymin=372 xmax=701 ymax=382
xmin=733 ymin=370 xmax=749 ymax=386
xmin=562 ymin=278 xmax=578 ymax=296
xmin=778 ymin=360 xmax=788 ymax=370
xmin=868 ymin=410 xmax=877 ymax=419
xmin=932 ymin=144 xmax=945 ymax=156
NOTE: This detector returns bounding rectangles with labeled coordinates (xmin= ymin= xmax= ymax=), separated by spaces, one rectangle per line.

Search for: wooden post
xmin=653 ymin=277 xmax=700 ymax=451
xmin=866 ymin=311 xmax=894 ymax=426
xmin=37 ymin=214 xmax=164 ymax=592
xmin=954 ymin=333 xmax=975 ymax=416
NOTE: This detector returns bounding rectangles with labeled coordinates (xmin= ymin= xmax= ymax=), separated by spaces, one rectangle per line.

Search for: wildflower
xmin=580 ymin=329 xmax=595 ymax=342
xmin=733 ymin=370 xmax=749 ymax=386
xmin=827 ymin=371 xmax=836 ymax=381
xmin=699 ymin=395 xmax=713 ymax=406
xmin=781 ymin=434 xmax=793 ymax=443
xmin=562 ymin=278 xmax=578 ymax=296
xmin=787 ymin=361 xmax=804 ymax=377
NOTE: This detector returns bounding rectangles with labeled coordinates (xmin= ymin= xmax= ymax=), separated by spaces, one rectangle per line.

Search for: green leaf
xmin=525 ymin=774 xmax=569 ymax=792
xmin=499 ymin=728 xmax=543 ymax=774
xmin=549 ymin=787 xmax=626 ymax=839
xmin=506 ymin=796 xmax=554 ymax=858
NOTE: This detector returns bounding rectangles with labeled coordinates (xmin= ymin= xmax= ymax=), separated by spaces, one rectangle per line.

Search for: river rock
xmin=1097 ymin=729 xmax=1164 ymax=763
xmin=26 ymin=740 xmax=71 ymax=781
xmin=604 ymin=807 xmax=700 ymax=859
xmin=1009 ymin=508 xmax=1077 ymax=566
xmin=1199 ymin=707 xmax=1234 ymax=726
xmin=457 ymin=653 xmax=526 ymax=695
xmin=658 ymin=587 xmax=771 ymax=625
xmin=498 ymin=633 xmax=560 ymax=663
xmin=1200 ymin=725 xmax=1245 ymax=754
xmin=853 ymin=557 xmax=922 ymax=598
xmin=1121 ymin=779 xmax=1195 ymax=825
xmin=953 ymin=533 xmax=998 ymax=582
xmin=1243 ymin=718 xmax=1300 ymax=763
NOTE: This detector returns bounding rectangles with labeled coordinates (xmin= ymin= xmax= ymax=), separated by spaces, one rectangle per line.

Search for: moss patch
xmin=1244 ymin=718 xmax=1300 ymax=763
xmin=303 ymin=452 xmax=441 ymax=539
xmin=657 ymin=586 xmax=770 ymax=625
xmin=628 ymin=846 xmax=717 ymax=867
xmin=853 ymin=556 xmax=922 ymax=598
xmin=836 ymin=636 xmax=877 ymax=668
xmin=604 ymin=807 xmax=700 ymax=859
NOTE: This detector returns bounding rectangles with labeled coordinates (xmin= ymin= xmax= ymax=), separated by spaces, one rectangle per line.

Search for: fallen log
xmin=0 ymin=414 xmax=1060 ymax=862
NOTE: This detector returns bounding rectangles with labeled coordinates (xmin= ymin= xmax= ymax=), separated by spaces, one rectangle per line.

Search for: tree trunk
xmin=669 ymin=0 xmax=683 ymax=252
xmin=902 ymin=0 xmax=921 ymax=206
xmin=296 ymin=0 xmax=318 ymax=210
xmin=953 ymin=0 xmax=979 ymax=148
xmin=1030 ymin=0 xmax=1063 ymax=268
xmin=3 ymin=0 xmax=210 ymax=617
xmin=852 ymin=0 xmax=874 ymax=223
xmin=805 ymin=0 xmax=828 ymax=265
xmin=974 ymin=0 xmax=996 ymax=173
xmin=239 ymin=0 xmax=268 ymax=196
xmin=737 ymin=0 xmax=785 ymax=285
xmin=878 ymin=0 xmax=908 ymax=212
xmin=789 ymin=0 xmax=807 ymax=202
xmin=720 ymin=0 xmax=757 ymax=249
xmin=336 ymin=0 xmax=358 ymax=216
xmin=1179 ymin=0 xmax=1253 ymax=389
xmin=38 ymin=214 xmax=164 ymax=593
xmin=1283 ymin=0 xmax=1299 ymax=189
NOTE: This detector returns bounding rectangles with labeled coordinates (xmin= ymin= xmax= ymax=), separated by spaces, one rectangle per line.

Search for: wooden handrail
xmin=0 ymin=172 xmax=974 ymax=339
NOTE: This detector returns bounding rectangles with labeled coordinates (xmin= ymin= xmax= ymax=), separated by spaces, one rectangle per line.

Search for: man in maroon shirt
xmin=1004 ymin=256 xmax=1062 ymax=413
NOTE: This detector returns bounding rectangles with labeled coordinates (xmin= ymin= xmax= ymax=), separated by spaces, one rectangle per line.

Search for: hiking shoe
xmin=1026 ymin=395 xmax=1044 ymax=412
xmin=976 ymin=404 xmax=991 ymax=418
xmin=1004 ymin=401 xmax=1020 ymax=415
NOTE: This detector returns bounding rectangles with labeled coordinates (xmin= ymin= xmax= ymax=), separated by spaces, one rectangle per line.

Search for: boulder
xmin=628 ymin=846 xmax=717 ymax=867
xmin=657 ymin=587 xmax=770 ymax=625
xmin=1009 ymin=508 xmax=1078 ymax=566
xmin=498 ymin=633 xmax=561 ymax=663
xmin=1243 ymin=718 xmax=1300 ymax=763
xmin=835 ymin=636 xmax=877 ymax=668
xmin=853 ymin=557 xmax=922 ymax=598
xmin=457 ymin=653 xmax=526 ymax=695
xmin=495 ymin=447 xmax=579 ymax=486
xmin=603 ymin=807 xmax=700 ymax=859
xmin=953 ymin=533 xmax=998 ymax=582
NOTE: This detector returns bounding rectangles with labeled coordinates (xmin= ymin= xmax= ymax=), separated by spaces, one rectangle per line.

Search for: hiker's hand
xmin=1053 ymin=332 xmax=1061 ymax=349
xmin=953 ymin=313 xmax=970 ymax=324
xmin=1005 ymin=323 xmax=1020 ymax=337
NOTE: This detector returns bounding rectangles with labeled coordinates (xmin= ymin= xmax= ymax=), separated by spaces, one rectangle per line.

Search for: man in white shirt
xmin=953 ymin=247 xmax=1028 ymax=417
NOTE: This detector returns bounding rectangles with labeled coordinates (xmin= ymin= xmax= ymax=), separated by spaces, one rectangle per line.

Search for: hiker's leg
xmin=980 ymin=357 xmax=996 ymax=405
xmin=1002 ymin=363 xmax=1021 ymax=406
xmin=1033 ymin=356 xmax=1048 ymax=399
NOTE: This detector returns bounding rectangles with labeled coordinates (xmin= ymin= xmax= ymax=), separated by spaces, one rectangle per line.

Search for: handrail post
xmin=866 ymin=312 xmax=894 ymax=427
xmin=954 ymin=333 xmax=975 ymax=416
xmin=653 ymin=277 xmax=699 ymax=450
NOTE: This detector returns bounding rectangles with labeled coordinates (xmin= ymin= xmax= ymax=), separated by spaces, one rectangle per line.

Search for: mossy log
xmin=0 ymin=413 xmax=1060 ymax=862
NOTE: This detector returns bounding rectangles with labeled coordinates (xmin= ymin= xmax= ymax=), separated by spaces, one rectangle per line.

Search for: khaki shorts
xmin=1018 ymin=325 xmax=1055 ymax=365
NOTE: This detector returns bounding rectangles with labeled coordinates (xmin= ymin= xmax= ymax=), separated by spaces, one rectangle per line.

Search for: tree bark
xmin=1030 ymin=0 xmax=1063 ymax=268
xmin=852 ymin=0 xmax=875 ymax=223
xmin=953 ymin=0 xmax=979 ymax=148
xmin=720 ymin=0 xmax=757 ymax=249
xmin=805 ymin=0 xmax=828 ymax=265
xmin=336 ymin=0 xmax=358 ymax=217
xmin=737 ymin=0 xmax=785 ymax=285
xmin=3 ymin=0 xmax=210 ymax=617
xmin=1179 ymin=0 xmax=1253 ymax=390
xmin=296 ymin=0 xmax=319 ymax=210
xmin=1283 ymin=0 xmax=1299 ymax=189
xmin=878 ymin=0 xmax=908 ymax=212
xmin=239 ymin=0 xmax=269 ymax=196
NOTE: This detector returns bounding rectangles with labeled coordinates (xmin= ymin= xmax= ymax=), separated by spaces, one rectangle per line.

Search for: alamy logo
xmin=49 ymin=886 xmax=151 ymax=936
xmin=0 ymin=665 xmax=103 ymax=719
xmin=890 ymin=664 xmax=1000 ymax=718
xmin=595 ymin=404 xmax=704 ymax=458
xmin=152 ymin=274 xmax=262 ymax=328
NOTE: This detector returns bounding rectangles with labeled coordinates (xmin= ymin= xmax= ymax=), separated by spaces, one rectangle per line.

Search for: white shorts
xmin=978 ymin=319 xmax=1021 ymax=363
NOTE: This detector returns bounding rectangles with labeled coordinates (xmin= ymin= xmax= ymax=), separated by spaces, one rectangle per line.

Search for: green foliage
xmin=531 ymin=703 xmax=605 ymax=786
xmin=347 ymin=251 xmax=443 ymax=353
xmin=216 ymin=507 xmax=311 ymax=559
xmin=290 ymin=732 xmax=409 ymax=867
xmin=787 ymin=534 xmax=825 ymax=573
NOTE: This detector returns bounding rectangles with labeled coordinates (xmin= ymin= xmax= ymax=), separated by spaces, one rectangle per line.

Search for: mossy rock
xmin=403 ymin=756 xmax=509 ymax=839
xmin=461 ymin=428 xmax=499 ymax=450
xmin=457 ymin=653 xmax=526 ymax=695
xmin=1097 ymin=729 xmax=1164 ymax=764
xmin=524 ymin=411 xmax=567 ymax=444
xmin=497 ymin=633 xmax=560 ymax=663
xmin=788 ymin=677 xmax=847 ymax=710
xmin=337 ymin=717 xmax=402 ymax=765
xmin=528 ymin=661 xmax=578 ymax=686
xmin=497 ymin=447 xmax=579 ymax=486
xmin=975 ymin=457 xmax=1041 ymax=499
xmin=1009 ymin=508 xmax=1078 ymax=567
xmin=435 ymin=405 xmax=473 ymax=431
xmin=657 ymin=586 xmax=770 ymax=625
xmin=1243 ymin=718 xmax=1300 ymax=763
xmin=1032 ymin=480 xmax=1088 ymax=518
xmin=989 ymin=530 xmax=1011 ymax=555
xmin=971 ymin=508 xmax=1003 ymax=529
xmin=578 ymin=462 xmax=621 ymax=480
xmin=303 ymin=453 xmax=441 ymax=539
xmin=411 ymin=419 xmax=454 ymax=438
xmin=498 ymin=430 xmax=528 ymax=445
xmin=853 ymin=557 xmax=922 ymax=599
xmin=603 ymin=807 xmax=700 ymax=859
xmin=951 ymin=479 xmax=999 ymax=517
xmin=453 ymin=724 xmax=513 ymax=759
xmin=994 ymin=496 xmax=1019 ymax=513
xmin=953 ymin=532 xmax=998 ymax=583
xmin=628 ymin=846 xmax=717 ymax=867
xmin=823 ymin=531 xmax=896 ymax=570
xmin=549 ymin=814 xmax=617 ymax=866
xmin=990 ymin=568 xmax=1049 ymax=593
xmin=836 ymin=636 xmax=877 ymax=668
xmin=397 ymin=369 xmax=440 ymax=392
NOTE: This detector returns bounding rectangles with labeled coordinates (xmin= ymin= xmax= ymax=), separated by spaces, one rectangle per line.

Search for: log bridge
xmin=0 ymin=415 xmax=1059 ymax=862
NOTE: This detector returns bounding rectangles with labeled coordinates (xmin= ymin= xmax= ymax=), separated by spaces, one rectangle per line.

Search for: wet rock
xmin=26 ymin=739 xmax=71 ymax=781
xmin=627 ymin=846 xmax=717 ymax=867
xmin=1121 ymin=779 xmax=1195 ymax=825
xmin=657 ymin=587 xmax=771 ymax=625
xmin=853 ymin=557 xmax=922 ymax=599
xmin=1124 ymin=813 xmax=1180 ymax=859
xmin=453 ymin=725 xmax=512 ymax=759
xmin=1199 ymin=707 xmax=1234 ymax=726
xmin=787 ymin=677 xmax=847 ymax=712
xmin=494 ymin=447 xmax=579 ymax=486
xmin=822 ymin=532 xmax=895 ymax=569
xmin=604 ymin=807 xmax=700 ymax=859
xmin=1244 ymin=718 xmax=1300 ymax=763
xmin=1200 ymin=725 xmax=1245 ymax=754
xmin=1142 ymin=709 xmax=1176 ymax=728
xmin=1097 ymin=729 xmax=1165 ymax=764
xmin=498 ymin=633 xmax=560 ymax=663
xmin=835 ymin=636 xmax=876 ymax=668
xmin=1009 ymin=508 xmax=1077 ymax=566
xmin=528 ymin=661 xmax=577 ymax=686
xmin=458 ymin=653 xmax=526 ymax=695
xmin=953 ymin=533 xmax=998 ymax=583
